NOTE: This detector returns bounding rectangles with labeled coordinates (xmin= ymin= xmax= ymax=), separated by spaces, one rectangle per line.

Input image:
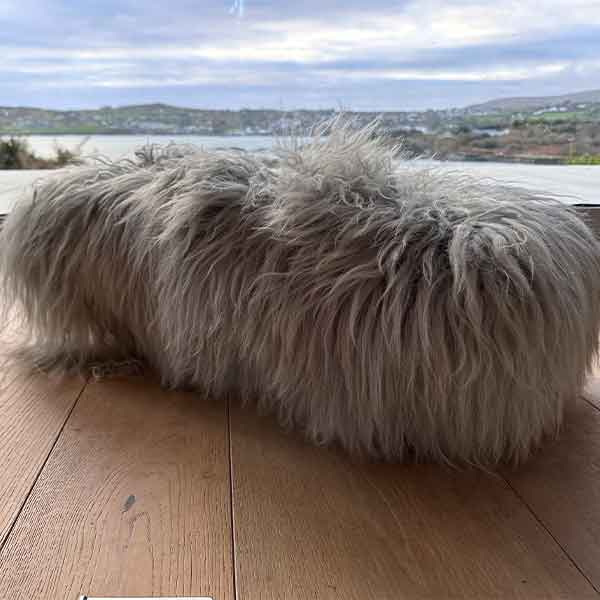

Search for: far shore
xmin=2 ymin=131 xmax=600 ymax=167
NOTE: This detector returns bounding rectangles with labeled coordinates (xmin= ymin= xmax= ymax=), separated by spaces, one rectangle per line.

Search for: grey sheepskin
xmin=1 ymin=121 xmax=599 ymax=465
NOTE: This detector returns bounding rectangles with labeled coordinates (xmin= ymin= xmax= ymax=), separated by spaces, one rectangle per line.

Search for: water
xmin=0 ymin=134 xmax=598 ymax=213
xmin=18 ymin=134 xmax=278 ymax=161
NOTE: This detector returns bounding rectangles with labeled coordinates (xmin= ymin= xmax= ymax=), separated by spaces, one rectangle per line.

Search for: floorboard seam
xmin=502 ymin=474 xmax=600 ymax=595
xmin=0 ymin=377 xmax=88 ymax=556
xmin=227 ymin=397 xmax=239 ymax=600
xmin=582 ymin=394 xmax=600 ymax=413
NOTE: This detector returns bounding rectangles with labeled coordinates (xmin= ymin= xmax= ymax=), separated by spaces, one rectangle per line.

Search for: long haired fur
xmin=2 ymin=121 xmax=600 ymax=465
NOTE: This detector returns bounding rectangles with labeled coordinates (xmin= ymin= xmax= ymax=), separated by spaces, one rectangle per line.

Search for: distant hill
xmin=465 ymin=89 xmax=600 ymax=113
xmin=0 ymin=104 xmax=314 ymax=135
xmin=0 ymin=104 xmax=415 ymax=136
xmin=1 ymin=91 xmax=600 ymax=136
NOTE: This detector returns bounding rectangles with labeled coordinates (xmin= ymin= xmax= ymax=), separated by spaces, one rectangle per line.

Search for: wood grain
xmin=0 ymin=367 xmax=85 ymax=547
xmin=229 ymin=403 xmax=597 ymax=600
xmin=503 ymin=400 xmax=600 ymax=593
xmin=0 ymin=309 xmax=85 ymax=546
xmin=0 ymin=377 xmax=233 ymax=600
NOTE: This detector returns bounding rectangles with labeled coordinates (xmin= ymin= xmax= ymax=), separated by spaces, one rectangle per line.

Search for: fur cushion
xmin=2 ymin=122 xmax=599 ymax=465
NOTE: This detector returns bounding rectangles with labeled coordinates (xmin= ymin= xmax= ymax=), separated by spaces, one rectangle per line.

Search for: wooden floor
xmin=0 ymin=364 xmax=599 ymax=599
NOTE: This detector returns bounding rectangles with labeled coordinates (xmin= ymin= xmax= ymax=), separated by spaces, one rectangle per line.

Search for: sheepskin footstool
xmin=1 ymin=122 xmax=599 ymax=466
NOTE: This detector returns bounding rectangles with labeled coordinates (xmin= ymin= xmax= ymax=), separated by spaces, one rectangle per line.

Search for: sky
xmin=2 ymin=0 xmax=600 ymax=111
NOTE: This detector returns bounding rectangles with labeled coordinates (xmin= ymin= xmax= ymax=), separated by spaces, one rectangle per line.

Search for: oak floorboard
xmin=584 ymin=375 xmax=600 ymax=410
xmin=229 ymin=402 xmax=596 ymax=599
xmin=0 ymin=366 xmax=85 ymax=547
xmin=504 ymin=399 xmax=600 ymax=593
xmin=0 ymin=377 xmax=233 ymax=600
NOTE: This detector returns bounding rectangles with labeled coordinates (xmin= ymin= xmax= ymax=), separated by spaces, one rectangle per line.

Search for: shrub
xmin=0 ymin=136 xmax=82 ymax=169
xmin=0 ymin=137 xmax=31 ymax=169
xmin=567 ymin=154 xmax=600 ymax=165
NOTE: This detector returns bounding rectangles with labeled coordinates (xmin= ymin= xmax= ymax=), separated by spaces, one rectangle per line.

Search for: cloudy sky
xmin=2 ymin=0 xmax=600 ymax=111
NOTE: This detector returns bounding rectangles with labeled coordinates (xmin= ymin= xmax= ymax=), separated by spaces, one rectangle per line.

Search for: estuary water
xmin=0 ymin=134 xmax=598 ymax=213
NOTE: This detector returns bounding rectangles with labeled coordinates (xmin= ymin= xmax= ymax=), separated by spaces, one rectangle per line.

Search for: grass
xmin=566 ymin=154 xmax=600 ymax=165
xmin=528 ymin=110 xmax=600 ymax=124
